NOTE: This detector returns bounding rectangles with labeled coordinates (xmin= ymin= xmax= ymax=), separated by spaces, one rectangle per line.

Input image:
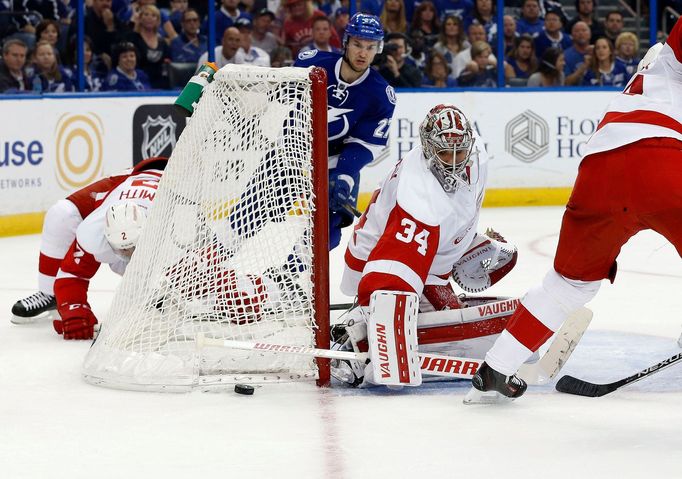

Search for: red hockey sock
xmin=505 ymin=304 xmax=554 ymax=352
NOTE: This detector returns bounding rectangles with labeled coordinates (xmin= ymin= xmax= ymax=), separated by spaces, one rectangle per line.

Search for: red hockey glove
xmin=54 ymin=303 xmax=98 ymax=340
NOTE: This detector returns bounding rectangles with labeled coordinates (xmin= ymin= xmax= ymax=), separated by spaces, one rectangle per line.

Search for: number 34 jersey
xmin=341 ymin=133 xmax=489 ymax=306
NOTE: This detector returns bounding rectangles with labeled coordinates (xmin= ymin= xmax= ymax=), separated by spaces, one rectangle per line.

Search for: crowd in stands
xmin=0 ymin=0 xmax=674 ymax=93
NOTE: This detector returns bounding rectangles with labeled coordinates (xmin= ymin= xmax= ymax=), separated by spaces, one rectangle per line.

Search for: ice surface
xmin=2 ymin=206 xmax=681 ymax=478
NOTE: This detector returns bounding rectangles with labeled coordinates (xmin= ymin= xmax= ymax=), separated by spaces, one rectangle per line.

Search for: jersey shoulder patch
xmin=385 ymin=85 xmax=397 ymax=105
xmin=297 ymin=49 xmax=319 ymax=61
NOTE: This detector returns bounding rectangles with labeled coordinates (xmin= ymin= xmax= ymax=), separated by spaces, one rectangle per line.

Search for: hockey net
xmin=83 ymin=65 xmax=330 ymax=391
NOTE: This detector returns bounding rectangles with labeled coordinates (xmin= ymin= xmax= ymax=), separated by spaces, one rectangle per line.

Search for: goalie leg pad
xmin=367 ymin=291 xmax=422 ymax=387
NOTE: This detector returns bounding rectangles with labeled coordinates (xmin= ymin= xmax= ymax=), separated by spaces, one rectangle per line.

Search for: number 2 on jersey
xmin=395 ymin=218 xmax=429 ymax=255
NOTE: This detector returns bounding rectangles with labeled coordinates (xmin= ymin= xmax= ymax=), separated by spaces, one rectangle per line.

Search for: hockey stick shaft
xmin=197 ymin=334 xmax=479 ymax=379
xmin=556 ymin=350 xmax=682 ymax=397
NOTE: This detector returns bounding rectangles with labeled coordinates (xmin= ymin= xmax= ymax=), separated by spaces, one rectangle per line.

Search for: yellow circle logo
xmin=55 ymin=113 xmax=104 ymax=189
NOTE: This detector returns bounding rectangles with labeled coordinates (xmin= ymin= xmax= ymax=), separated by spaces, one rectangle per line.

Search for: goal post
xmin=82 ymin=65 xmax=330 ymax=391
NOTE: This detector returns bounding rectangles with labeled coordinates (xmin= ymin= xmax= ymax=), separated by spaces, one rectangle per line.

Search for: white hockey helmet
xmin=419 ymin=104 xmax=475 ymax=192
xmin=104 ymin=202 xmax=148 ymax=258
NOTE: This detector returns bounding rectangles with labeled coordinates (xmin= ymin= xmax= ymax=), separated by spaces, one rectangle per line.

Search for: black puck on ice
xmin=234 ymin=384 xmax=255 ymax=395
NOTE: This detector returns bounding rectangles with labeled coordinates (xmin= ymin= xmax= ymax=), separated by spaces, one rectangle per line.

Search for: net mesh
xmin=83 ymin=65 xmax=323 ymax=391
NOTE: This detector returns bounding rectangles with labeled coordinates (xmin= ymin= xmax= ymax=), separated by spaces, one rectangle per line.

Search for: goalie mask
xmin=419 ymin=104 xmax=476 ymax=193
xmin=105 ymin=202 xmax=148 ymax=258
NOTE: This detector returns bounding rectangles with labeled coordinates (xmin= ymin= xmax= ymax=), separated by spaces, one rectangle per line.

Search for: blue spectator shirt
xmin=170 ymin=33 xmax=208 ymax=63
xmin=104 ymin=67 xmax=151 ymax=91
xmin=582 ymin=61 xmax=629 ymax=87
xmin=563 ymin=46 xmax=586 ymax=76
xmin=32 ymin=65 xmax=74 ymax=93
xmin=206 ymin=7 xmax=252 ymax=41
xmin=294 ymin=50 xmax=396 ymax=179
xmin=65 ymin=66 xmax=104 ymax=92
xmin=506 ymin=56 xmax=533 ymax=79
xmin=434 ymin=0 xmax=474 ymax=22
xmin=516 ymin=17 xmax=544 ymax=37
xmin=534 ymin=30 xmax=572 ymax=59
xmin=422 ymin=76 xmax=458 ymax=87
xmin=616 ymin=56 xmax=639 ymax=80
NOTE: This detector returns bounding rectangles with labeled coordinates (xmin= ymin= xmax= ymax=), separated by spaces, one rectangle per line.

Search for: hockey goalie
xmin=332 ymin=104 xmax=520 ymax=387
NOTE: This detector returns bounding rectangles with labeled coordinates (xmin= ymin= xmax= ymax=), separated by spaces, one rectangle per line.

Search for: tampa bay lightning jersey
xmin=295 ymin=50 xmax=396 ymax=174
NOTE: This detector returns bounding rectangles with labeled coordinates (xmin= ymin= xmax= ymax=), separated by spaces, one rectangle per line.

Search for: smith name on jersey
xmin=295 ymin=50 xmax=396 ymax=173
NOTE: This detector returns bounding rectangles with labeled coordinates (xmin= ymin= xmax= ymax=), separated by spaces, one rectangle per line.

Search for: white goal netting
xmin=82 ymin=65 xmax=329 ymax=392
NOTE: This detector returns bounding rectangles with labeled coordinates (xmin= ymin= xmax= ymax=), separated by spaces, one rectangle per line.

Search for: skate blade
xmin=463 ymin=387 xmax=515 ymax=405
xmin=10 ymin=310 xmax=59 ymax=325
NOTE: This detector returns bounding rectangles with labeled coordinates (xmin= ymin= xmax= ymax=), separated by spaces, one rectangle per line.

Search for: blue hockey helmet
xmin=343 ymin=13 xmax=384 ymax=53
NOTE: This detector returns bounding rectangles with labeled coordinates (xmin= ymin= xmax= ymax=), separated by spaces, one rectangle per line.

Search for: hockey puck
xmin=234 ymin=384 xmax=255 ymax=395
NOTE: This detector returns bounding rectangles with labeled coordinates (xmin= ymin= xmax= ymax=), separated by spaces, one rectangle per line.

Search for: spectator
xmin=457 ymin=39 xmax=497 ymax=86
xmin=410 ymin=1 xmax=440 ymax=47
xmin=0 ymin=38 xmax=29 ymax=92
xmin=433 ymin=14 xmax=470 ymax=72
xmin=67 ymin=36 xmax=107 ymax=92
xmin=129 ymin=0 xmax=179 ymax=41
xmin=251 ymin=9 xmax=279 ymax=55
xmin=197 ymin=26 xmax=245 ymax=68
xmin=270 ymin=45 xmax=293 ymax=67
xmin=615 ymin=31 xmax=640 ymax=79
xmin=377 ymin=32 xmax=422 ymax=87
xmin=300 ymin=15 xmax=341 ymax=53
xmin=516 ymin=0 xmax=544 ymax=37
xmin=603 ymin=10 xmax=625 ymax=44
xmin=539 ymin=0 xmax=569 ymax=25
xmin=405 ymin=29 xmax=428 ymax=71
xmin=434 ymin=0 xmax=474 ymax=22
xmin=35 ymin=19 xmax=62 ymax=60
xmin=527 ymin=46 xmax=565 ymax=86
xmin=566 ymin=0 xmax=605 ymax=43
xmin=467 ymin=0 xmax=497 ymax=42
xmin=333 ymin=7 xmax=350 ymax=39
xmin=11 ymin=0 xmax=68 ymax=32
xmin=104 ymin=41 xmax=151 ymax=91
xmin=582 ymin=37 xmax=628 ymax=87
xmin=69 ymin=0 xmax=128 ymax=58
xmin=127 ymin=4 xmax=170 ymax=89
xmin=170 ymin=8 xmax=207 ymax=63
xmin=422 ymin=49 xmax=457 ymax=87
xmin=452 ymin=22 xmax=495 ymax=77
xmin=379 ymin=0 xmax=408 ymax=35
xmin=30 ymin=40 xmax=73 ymax=93
xmin=563 ymin=21 xmax=593 ymax=85
xmin=209 ymin=0 xmax=252 ymax=42
xmin=168 ymin=0 xmax=189 ymax=34
xmin=234 ymin=17 xmax=270 ymax=66
xmin=282 ymin=0 xmax=340 ymax=56
xmin=506 ymin=34 xmax=538 ymax=80
xmin=534 ymin=9 xmax=572 ymax=59
xmin=489 ymin=14 xmax=519 ymax=57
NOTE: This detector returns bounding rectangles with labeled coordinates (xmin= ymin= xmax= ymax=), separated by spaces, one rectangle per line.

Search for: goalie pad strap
xmin=368 ymin=290 xmax=422 ymax=386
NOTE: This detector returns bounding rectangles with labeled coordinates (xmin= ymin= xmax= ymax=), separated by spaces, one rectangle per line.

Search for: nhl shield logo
xmin=141 ymin=115 xmax=177 ymax=159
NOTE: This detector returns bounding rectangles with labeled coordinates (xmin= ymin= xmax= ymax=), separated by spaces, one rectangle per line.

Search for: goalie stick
xmin=555 ymin=350 xmax=682 ymax=397
xmin=196 ymin=306 xmax=592 ymax=385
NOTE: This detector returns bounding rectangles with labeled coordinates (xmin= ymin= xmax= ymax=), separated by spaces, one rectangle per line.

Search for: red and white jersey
xmin=54 ymin=169 xmax=162 ymax=307
xmin=341 ymin=133 xmax=489 ymax=306
xmin=582 ymin=17 xmax=682 ymax=157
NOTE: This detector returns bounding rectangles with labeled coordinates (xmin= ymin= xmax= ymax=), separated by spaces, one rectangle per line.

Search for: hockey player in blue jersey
xmin=295 ymin=13 xmax=397 ymax=249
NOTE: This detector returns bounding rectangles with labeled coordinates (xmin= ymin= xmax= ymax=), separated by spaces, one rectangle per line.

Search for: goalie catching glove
xmin=452 ymin=229 xmax=517 ymax=293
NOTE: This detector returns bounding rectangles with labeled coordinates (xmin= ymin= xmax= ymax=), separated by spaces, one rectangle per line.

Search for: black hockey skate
xmin=11 ymin=292 xmax=58 ymax=324
xmin=463 ymin=362 xmax=527 ymax=404
xmin=329 ymin=323 xmax=366 ymax=387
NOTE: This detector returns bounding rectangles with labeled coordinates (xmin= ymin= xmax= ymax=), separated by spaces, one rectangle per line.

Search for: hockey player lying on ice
xmin=465 ymin=16 xmax=682 ymax=404
xmin=11 ymin=157 xmax=167 ymax=339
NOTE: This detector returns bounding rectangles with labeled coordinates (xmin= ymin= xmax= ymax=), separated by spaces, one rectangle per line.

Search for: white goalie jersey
xmin=341 ymin=132 xmax=489 ymax=306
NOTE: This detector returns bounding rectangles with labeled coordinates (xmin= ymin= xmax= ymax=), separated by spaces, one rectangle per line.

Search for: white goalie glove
xmin=452 ymin=229 xmax=518 ymax=293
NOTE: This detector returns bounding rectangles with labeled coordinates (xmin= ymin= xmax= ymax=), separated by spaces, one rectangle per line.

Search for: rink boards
xmin=0 ymin=89 xmax=617 ymax=236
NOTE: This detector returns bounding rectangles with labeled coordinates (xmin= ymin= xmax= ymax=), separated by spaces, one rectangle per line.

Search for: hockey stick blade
xmin=555 ymin=351 xmax=682 ymax=398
